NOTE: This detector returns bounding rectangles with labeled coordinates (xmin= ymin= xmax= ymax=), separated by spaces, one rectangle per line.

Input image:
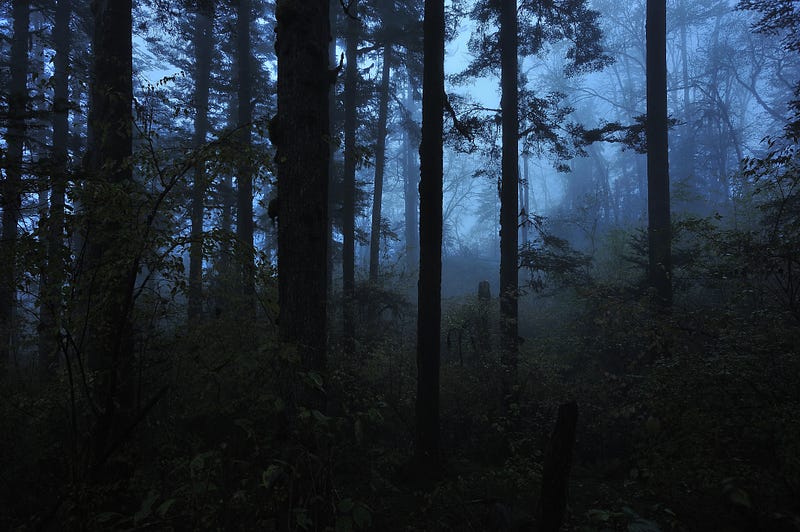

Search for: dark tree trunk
xmin=39 ymin=0 xmax=71 ymax=375
xmin=82 ymin=0 xmax=134 ymax=458
xmin=275 ymin=0 xmax=330 ymax=378
xmin=327 ymin=0 xmax=337 ymax=295
xmin=499 ymin=0 xmax=519 ymax=380
xmin=537 ymin=401 xmax=579 ymax=532
xmin=1 ymin=0 xmax=29 ymax=371
xmin=646 ymin=0 xmax=672 ymax=306
xmin=188 ymin=1 xmax=214 ymax=320
xmin=342 ymin=1 xmax=359 ymax=347
xmin=520 ymin=154 xmax=529 ymax=246
xmin=236 ymin=0 xmax=255 ymax=309
xmin=415 ymin=0 xmax=444 ymax=474
xmin=369 ymin=45 xmax=392 ymax=283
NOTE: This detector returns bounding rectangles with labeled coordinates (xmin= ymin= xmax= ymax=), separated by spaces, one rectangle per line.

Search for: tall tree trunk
xmin=188 ymin=1 xmax=214 ymax=321
xmin=342 ymin=1 xmax=359 ymax=347
xmin=1 ymin=0 xmax=29 ymax=372
xmin=39 ymin=0 xmax=71 ymax=374
xmin=327 ymin=0 xmax=337 ymax=296
xmin=82 ymin=0 xmax=134 ymax=459
xmin=499 ymin=0 xmax=519 ymax=379
xmin=236 ymin=0 xmax=255 ymax=310
xmin=520 ymin=154 xmax=529 ymax=246
xmin=678 ymin=0 xmax=694 ymax=183
xmin=404 ymin=76 xmax=419 ymax=276
xmin=369 ymin=45 xmax=392 ymax=283
xmin=415 ymin=0 xmax=444 ymax=474
xmin=646 ymin=0 xmax=672 ymax=306
xmin=274 ymin=0 xmax=330 ymax=379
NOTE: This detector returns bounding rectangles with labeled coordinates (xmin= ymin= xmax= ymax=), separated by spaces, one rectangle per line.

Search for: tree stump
xmin=537 ymin=401 xmax=578 ymax=532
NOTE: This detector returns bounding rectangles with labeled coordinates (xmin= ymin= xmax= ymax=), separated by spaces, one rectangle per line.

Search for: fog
xmin=1 ymin=0 xmax=799 ymax=530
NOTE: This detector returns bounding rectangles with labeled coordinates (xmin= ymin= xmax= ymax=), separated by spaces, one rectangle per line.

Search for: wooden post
xmin=537 ymin=401 xmax=578 ymax=532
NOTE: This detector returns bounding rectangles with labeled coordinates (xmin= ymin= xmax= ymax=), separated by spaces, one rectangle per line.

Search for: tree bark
xmin=342 ymin=1 xmax=359 ymax=347
xmin=537 ymin=401 xmax=579 ymax=532
xmin=404 ymin=76 xmax=420 ymax=276
xmin=415 ymin=0 xmax=445 ymax=474
xmin=646 ymin=0 xmax=672 ymax=306
xmin=1 ymin=0 xmax=29 ymax=372
xmin=499 ymin=0 xmax=520 ymax=381
xmin=275 ymin=0 xmax=330 ymax=378
xmin=236 ymin=0 xmax=255 ymax=310
xmin=369 ymin=45 xmax=392 ymax=283
xmin=188 ymin=1 xmax=214 ymax=320
xmin=82 ymin=0 xmax=134 ymax=459
xmin=39 ymin=0 xmax=71 ymax=375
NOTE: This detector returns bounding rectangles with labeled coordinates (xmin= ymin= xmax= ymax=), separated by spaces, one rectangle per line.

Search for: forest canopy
xmin=1 ymin=0 xmax=799 ymax=530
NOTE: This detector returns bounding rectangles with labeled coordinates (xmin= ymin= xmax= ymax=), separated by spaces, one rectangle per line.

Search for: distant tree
xmin=188 ymin=0 xmax=215 ymax=320
xmin=458 ymin=0 xmax=610 ymax=370
xmin=368 ymin=31 xmax=392 ymax=283
xmin=416 ymin=0 xmax=445 ymax=474
xmin=403 ymin=76 xmax=421 ymax=275
xmin=235 ymin=0 xmax=255 ymax=309
xmin=341 ymin=0 xmax=359 ymax=348
xmin=1 ymin=0 xmax=29 ymax=372
xmin=274 ymin=0 xmax=330 ymax=380
xmin=39 ymin=0 xmax=72 ymax=374
xmin=646 ymin=0 xmax=672 ymax=306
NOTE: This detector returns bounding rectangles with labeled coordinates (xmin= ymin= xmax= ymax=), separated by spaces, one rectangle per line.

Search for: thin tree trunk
xmin=646 ymin=0 xmax=672 ymax=306
xmin=520 ymin=154 xmax=529 ymax=246
xmin=1 ymin=0 xmax=29 ymax=372
xmin=499 ymin=0 xmax=519 ymax=379
xmin=327 ymin=0 xmax=337 ymax=296
xmin=188 ymin=1 xmax=214 ymax=320
xmin=415 ymin=0 xmax=445 ymax=474
xmin=342 ymin=2 xmax=359 ymax=347
xmin=404 ymin=76 xmax=419 ymax=276
xmin=39 ymin=0 xmax=71 ymax=375
xmin=236 ymin=0 xmax=255 ymax=312
xmin=369 ymin=45 xmax=392 ymax=283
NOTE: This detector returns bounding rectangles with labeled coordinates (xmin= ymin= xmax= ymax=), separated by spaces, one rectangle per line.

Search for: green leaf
xmin=353 ymin=504 xmax=372 ymax=529
xmin=156 ymin=498 xmax=176 ymax=518
xmin=308 ymin=371 xmax=325 ymax=392
xmin=94 ymin=512 xmax=124 ymax=524
xmin=338 ymin=498 xmax=355 ymax=513
xmin=335 ymin=516 xmax=354 ymax=532
xmin=134 ymin=490 xmax=158 ymax=523
xmin=262 ymin=464 xmax=282 ymax=490
xmin=295 ymin=509 xmax=313 ymax=530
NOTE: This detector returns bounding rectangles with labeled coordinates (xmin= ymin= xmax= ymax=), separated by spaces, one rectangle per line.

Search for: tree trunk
xmin=537 ymin=401 xmax=579 ymax=532
xmin=520 ymin=154 xmax=529 ymax=246
xmin=39 ymin=0 xmax=71 ymax=375
xmin=1 ymin=0 xmax=29 ymax=372
xmin=415 ymin=0 xmax=445 ymax=474
xmin=82 ymin=0 xmax=134 ymax=460
xmin=275 ymin=0 xmax=330 ymax=379
xmin=499 ymin=0 xmax=519 ymax=382
xmin=342 ymin=1 xmax=359 ymax=347
xmin=646 ymin=0 xmax=672 ymax=306
xmin=369 ymin=45 xmax=392 ymax=283
xmin=404 ymin=76 xmax=419 ymax=276
xmin=188 ymin=1 xmax=214 ymax=320
xmin=327 ymin=0 xmax=337 ymax=297
xmin=236 ymin=0 xmax=255 ymax=310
